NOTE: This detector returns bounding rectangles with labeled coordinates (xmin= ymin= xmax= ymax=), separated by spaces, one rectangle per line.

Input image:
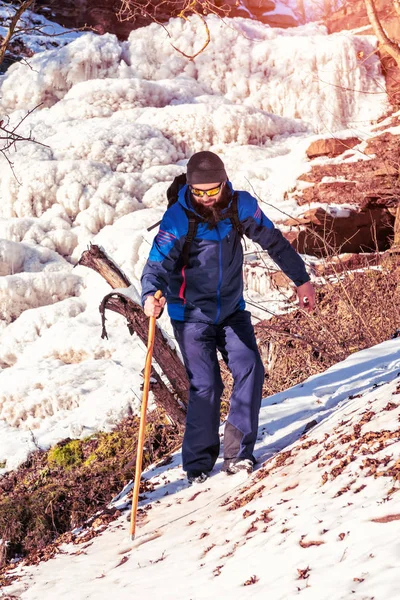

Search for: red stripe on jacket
xmin=178 ymin=266 xmax=187 ymax=304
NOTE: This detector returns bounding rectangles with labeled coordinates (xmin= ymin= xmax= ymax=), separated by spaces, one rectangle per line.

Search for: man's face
xmin=189 ymin=182 xmax=225 ymax=207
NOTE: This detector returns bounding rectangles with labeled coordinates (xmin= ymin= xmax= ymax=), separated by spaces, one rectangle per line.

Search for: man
xmin=141 ymin=151 xmax=315 ymax=485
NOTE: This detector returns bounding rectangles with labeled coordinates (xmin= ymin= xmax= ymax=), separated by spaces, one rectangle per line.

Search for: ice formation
xmin=0 ymin=14 xmax=388 ymax=470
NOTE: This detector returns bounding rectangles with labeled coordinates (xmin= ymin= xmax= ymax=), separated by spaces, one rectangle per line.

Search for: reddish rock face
xmin=246 ymin=0 xmax=275 ymax=9
xmin=284 ymin=206 xmax=394 ymax=256
xmin=295 ymin=131 xmax=400 ymax=209
xmin=326 ymin=0 xmax=399 ymax=40
xmin=38 ymin=0 xmax=145 ymax=37
xmin=284 ymin=129 xmax=400 ymax=257
xmin=311 ymin=252 xmax=382 ymax=277
xmin=242 ymin=0 xmax=298 ymax=28
xmin=325 ymin=0 xmax=400 ymax=105
xmin=37 ymin=0 xmax=299 ymax=39
xmin=262 ymin=13 xmax=297 ymax=27
xmin=306 ymin=137 xmax=361 ymax=159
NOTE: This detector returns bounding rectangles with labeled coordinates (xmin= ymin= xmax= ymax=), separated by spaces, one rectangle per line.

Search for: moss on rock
xmin=0 ymin=412 xmax=182 ymax=570
xmin=47 ymin=440 xmax=84 ymax=470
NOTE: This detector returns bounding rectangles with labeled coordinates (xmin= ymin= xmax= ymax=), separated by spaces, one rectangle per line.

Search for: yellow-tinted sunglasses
xmin=189 ymin=183 xmax=223 ymax=198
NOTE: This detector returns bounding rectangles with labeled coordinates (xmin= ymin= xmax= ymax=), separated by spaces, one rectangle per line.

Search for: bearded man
xmin=141 ymin=151 xmax=315 ymax=484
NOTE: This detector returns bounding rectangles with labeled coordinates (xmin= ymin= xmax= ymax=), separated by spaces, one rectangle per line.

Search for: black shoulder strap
xmin=181 ymin=210 xmax=199 ymax=266
xmin=230 ymin=192 xmax=244 ymax=238
xmin=148 ymin=173 xmax=187 ymax=232
xmin=167 ymin=173 xmax=187 ymax=208
xmin=149 ymin=188 xmax=242 ymax=265
xmin=182 ymin=192 xmax=242 ymax=265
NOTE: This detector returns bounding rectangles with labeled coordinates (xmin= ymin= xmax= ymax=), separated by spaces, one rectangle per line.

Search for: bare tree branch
xmin=117 ymin=0 xmax=229 ymax=58
xmin=0 ymin=2 xmax=92 ymax=68
xmin=364 ymin=0 xmax=400 ymax=66
xmin=0 ymin=2 xmax=80 ymax=176
xmin=0 ymin=104 xmax=49 ymax=181
xmin=170 ymin=13 xmax=211 ymax=59
xmin=0 ymin=0 xmax=35 ymax=66
xmin=117 ymin=0 xmax=231 ymax=23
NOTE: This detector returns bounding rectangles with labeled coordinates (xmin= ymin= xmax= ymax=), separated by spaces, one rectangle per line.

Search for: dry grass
xmin=1 ymin=254 xmax=399 ymax=572
xmin=0 ymin=412 xmax=181 ymax=569
xmin=256 ymin=253 xmax=400 ymax=396
xmin=219 ymin=253 xmax=400 ymax=400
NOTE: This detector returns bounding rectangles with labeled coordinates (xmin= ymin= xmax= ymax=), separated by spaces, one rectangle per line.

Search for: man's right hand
xmin=144 ymin=294 xmax=166 ymax=318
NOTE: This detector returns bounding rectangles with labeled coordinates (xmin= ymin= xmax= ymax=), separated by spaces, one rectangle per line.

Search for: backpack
xmin=148 ymin=173 xmax=243 ymax=266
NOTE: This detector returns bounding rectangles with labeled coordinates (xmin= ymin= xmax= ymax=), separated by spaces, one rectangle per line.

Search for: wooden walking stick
xmin=130 ymin=290 xmax=163 ymax=540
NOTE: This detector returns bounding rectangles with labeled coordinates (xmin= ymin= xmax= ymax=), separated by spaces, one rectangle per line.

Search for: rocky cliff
xmin=283 ymin=123 xmax=400 ymax=263
xmin=326 ymin=0 xmax=400 ymax=105
xmin=326 ymin=0 xmax=399 ymax=39
xmin=37 ymin=0 xmax=299 ymax=39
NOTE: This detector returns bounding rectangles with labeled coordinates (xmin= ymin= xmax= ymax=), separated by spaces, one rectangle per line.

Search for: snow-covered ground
xmin=5 ymin=338 xmax=400 ymax=599
xmin=0 ymin=13 xmax=390 ymax=472
xmin=0 ymin=6 xmax=398 ymax=598
xmin=0 ymin=1 xmax=82 ymax=57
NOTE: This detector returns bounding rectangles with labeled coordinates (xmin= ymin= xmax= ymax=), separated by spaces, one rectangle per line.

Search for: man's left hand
xmin=297 ymin=281 xmax=316 ymax=311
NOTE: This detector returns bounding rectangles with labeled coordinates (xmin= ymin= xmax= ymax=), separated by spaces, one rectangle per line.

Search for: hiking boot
xmin=187 ymin=470 xmax=209 ymax=485
xmin=222 ymin=458 xmax=254 ymax=475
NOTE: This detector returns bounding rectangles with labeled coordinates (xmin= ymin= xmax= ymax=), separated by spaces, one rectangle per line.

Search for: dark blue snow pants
xmin=172 ymin=310 xmax=265 ymax=473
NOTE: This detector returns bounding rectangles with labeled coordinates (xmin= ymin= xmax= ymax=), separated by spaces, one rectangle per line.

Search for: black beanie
xmin=186 ymin=151 xmax=228 ymax=185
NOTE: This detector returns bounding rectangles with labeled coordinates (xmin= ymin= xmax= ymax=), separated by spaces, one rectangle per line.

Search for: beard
xmin=191 ymin=186 xmax=231 ymax=229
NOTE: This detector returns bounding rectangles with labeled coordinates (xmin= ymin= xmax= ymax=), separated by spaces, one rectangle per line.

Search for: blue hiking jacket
xmin=141 ymin=182 xmax=310 ymax=324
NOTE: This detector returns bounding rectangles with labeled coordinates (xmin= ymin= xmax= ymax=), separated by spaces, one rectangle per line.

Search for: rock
xmin=37 ymin=0 xmax=133 ymax=38
xmin=291 ymin=133 xmax=400 ymax=234
xmin=283 ymin=206 xmax=394 ymax=257
xmin=245 ymin=0 xmax=275 ymax=11
xmin=241 ymin=0 xmax=298 ymax=28
xmin=379 ymin=51 xmax=400 ymax=107
xmin=325 ymin=0 xmax=400 ymax=106
xmin=306 ymin=137 xmax=361 ymax=159
xmin=262 ymin=13 xmax=298 ymax=28
xmin=311 ymin=253 xmax=381 ymax=277
xmin=364 ymin=132 xmax=400 ymax=160
xmin=302 ymin=419 xmax=318 ymax=434
xmin=297 ymin=181 xmax=358 ymax=205
xmin=326 ymin=0 xmax=399 ymax=40
xmin=37 ymin=0 xmax=299 ymax=39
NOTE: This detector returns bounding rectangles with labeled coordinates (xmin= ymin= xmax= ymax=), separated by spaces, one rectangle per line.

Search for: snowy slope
xmin=5 ymin=338 xmax=400 ymax=599
xmin=0 ymin=1 xmax=82 ymax=58
xmin=0 ymin=13 xmax=390 ymax=474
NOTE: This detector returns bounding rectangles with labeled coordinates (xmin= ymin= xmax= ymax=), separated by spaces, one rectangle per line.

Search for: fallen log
xmin=78 ymin=244 xmax=188 ymax=427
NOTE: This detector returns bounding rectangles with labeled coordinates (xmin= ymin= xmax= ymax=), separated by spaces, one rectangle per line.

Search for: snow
xmin=0 ymin=1 xmax=82 ymax=58
xmin=0 ymin=5 xmax=398 ymax=597
xmin=5 ymin=338 xmax=400 ymax=599
xmin=0 ymin=11 xmax=390 ymax=472
xmin=285 ymin=0 xmax=345 ymax=22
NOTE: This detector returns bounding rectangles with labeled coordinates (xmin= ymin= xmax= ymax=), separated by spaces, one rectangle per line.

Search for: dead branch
xmin=117 ymin=0 xmax=230 ymax=58
xmin=0 ymin=106 xmax=49 ymax=181
xmin=364 ymin=0 xmax=400 ymax=67
xmin=0 ymin=0 xmax=35 ymax=66
xmin=117 ymin=0 xmax=231 ymax=23
xmin=170 ymin=13 xmax=211 ymax=59
xmin=78 ymin=245 xmax=189 ymax=411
